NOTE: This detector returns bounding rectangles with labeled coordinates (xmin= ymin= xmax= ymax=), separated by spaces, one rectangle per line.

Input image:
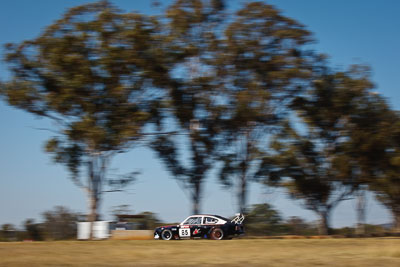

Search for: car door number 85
xmin=179 ymin=228 xmax=190 ymax=237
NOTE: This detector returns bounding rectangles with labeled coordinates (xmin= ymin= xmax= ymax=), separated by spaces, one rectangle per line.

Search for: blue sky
xmin=1 ymin=0 xmax=399 ymax=228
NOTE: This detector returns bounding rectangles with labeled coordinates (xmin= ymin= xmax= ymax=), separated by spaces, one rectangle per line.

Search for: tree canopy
xmin=1 ymin=1 xmax=168 ymax=238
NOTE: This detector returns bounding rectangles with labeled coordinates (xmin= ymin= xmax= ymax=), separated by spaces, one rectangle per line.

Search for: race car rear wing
xmin=231 ymin=213 xmax=245 ymax=224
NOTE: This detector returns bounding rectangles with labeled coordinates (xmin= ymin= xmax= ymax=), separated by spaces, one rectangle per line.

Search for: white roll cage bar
xmin=231 ymin=213 xmax=245 ymax=224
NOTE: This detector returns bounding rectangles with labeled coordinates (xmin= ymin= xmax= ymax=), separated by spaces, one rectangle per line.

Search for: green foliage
xmin=114 ymin=211 xmax=161 ymax=230
xmin=0 ymin=224 xmax=17 ymax=242
xmin=331 ymin=224 xmax=388 ymax=237
xmin=41 ymin=206 xmax=79 ymax=240
xmin=24 ymin=219 xmax=44 ymax=241
xmin=291 ymin=64 xmax=392 ymax=189
xmin=132 ymin=212 xmax=161 ymax=230
xmin=110 ymin=204 xmax=133 ymax=220
xmin=370 ymin=116 xmax=400 ymax=231
xmin=245 ymin=203 xmax=285 ymax=236
xmin=2 ymin=0 xmax=165 ymax=168
xmin=284 ymin=216 xmax=318 ymax=236
xmin=244 ymin=204 xmax=320 ymax=236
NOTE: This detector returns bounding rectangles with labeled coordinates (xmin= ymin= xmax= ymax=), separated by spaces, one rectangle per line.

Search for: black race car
xmin=154 ymin=214 xmax=245 ymax=240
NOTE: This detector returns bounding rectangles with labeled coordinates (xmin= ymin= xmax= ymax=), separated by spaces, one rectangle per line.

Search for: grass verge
xmin=0 ymin=238 xmax=399 ymax=266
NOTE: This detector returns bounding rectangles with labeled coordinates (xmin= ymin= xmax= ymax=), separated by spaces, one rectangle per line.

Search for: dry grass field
xmin=0 ymin=238 xmax=399 ymax=266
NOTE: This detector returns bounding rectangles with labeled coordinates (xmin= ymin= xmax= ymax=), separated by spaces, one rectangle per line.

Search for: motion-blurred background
xmin=1 ymin=0 xmax=400 ymax=240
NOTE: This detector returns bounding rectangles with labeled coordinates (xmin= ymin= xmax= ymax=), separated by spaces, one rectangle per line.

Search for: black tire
xmin=210 ymin=228 xmax=224 ymax=240
xmin=161 ymin=229 xmax=173 ymax=240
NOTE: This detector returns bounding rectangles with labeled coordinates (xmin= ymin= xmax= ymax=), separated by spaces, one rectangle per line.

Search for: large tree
xmin=150 ymin=0 xmax=226 ymax=214
xmin=343 ymin=92 xmax=395 ymax=233
xmin=290 ymin=64 xmax=393 ymax=234
xmin=257 ymin=65 xmax=392 ymax=234
xmin=216 ymin=1 xmax=313 ymax=214
xmin=1 ymin=1 xmax=167 ymax=238
xmin=370 ymin=112 xmax=400 ymax=232
xmin=258 ymin=122 xmax=355 ymax=235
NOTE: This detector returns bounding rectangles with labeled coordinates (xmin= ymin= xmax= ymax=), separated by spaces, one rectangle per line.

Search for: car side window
xmin=203 ymin=217 xmax=218 ymax=224
xmin=183 ymin=217 xmax=202 ymax=225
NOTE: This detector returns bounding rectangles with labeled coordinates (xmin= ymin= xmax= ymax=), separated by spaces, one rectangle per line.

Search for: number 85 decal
xmin=179 ymin=228 xmax=190 ymax=237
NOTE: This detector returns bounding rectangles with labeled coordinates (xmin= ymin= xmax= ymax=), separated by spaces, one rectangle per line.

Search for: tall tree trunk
xmin=239 ymin=171 xmax=247 ymax=214
xmin=317 ymin=210 xmax=330 ymax=235
xmin=355 ymin=189 xmax=367 ymax=235
xmin=192 ymin=181 xmax=201 ymax=215
xmin=238 ymin=130 xmax=250 ymax=214
xmin=87 ymin=191 xmax=98 ymax=240
xmin=87 ymin=159 xmax=97 ymax=240
xmin=393 ymin=209 xmax=400 ymax=233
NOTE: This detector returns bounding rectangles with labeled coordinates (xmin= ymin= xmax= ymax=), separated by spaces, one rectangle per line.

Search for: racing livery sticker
xmin=179 ymin=228 xmax=190 ymax=237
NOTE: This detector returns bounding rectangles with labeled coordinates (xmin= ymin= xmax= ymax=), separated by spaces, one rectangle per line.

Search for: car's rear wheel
xmin=210 ymin=228 xmax=224 ymax=240
xmin=161 ymin=229 xmax=173 ymax=240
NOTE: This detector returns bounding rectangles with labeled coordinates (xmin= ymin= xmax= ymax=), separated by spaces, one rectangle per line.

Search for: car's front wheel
xmin=161 ymin=229 xmax=173 ymax=240
xmin=210 ymin=228 xmax=224 ymax=240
